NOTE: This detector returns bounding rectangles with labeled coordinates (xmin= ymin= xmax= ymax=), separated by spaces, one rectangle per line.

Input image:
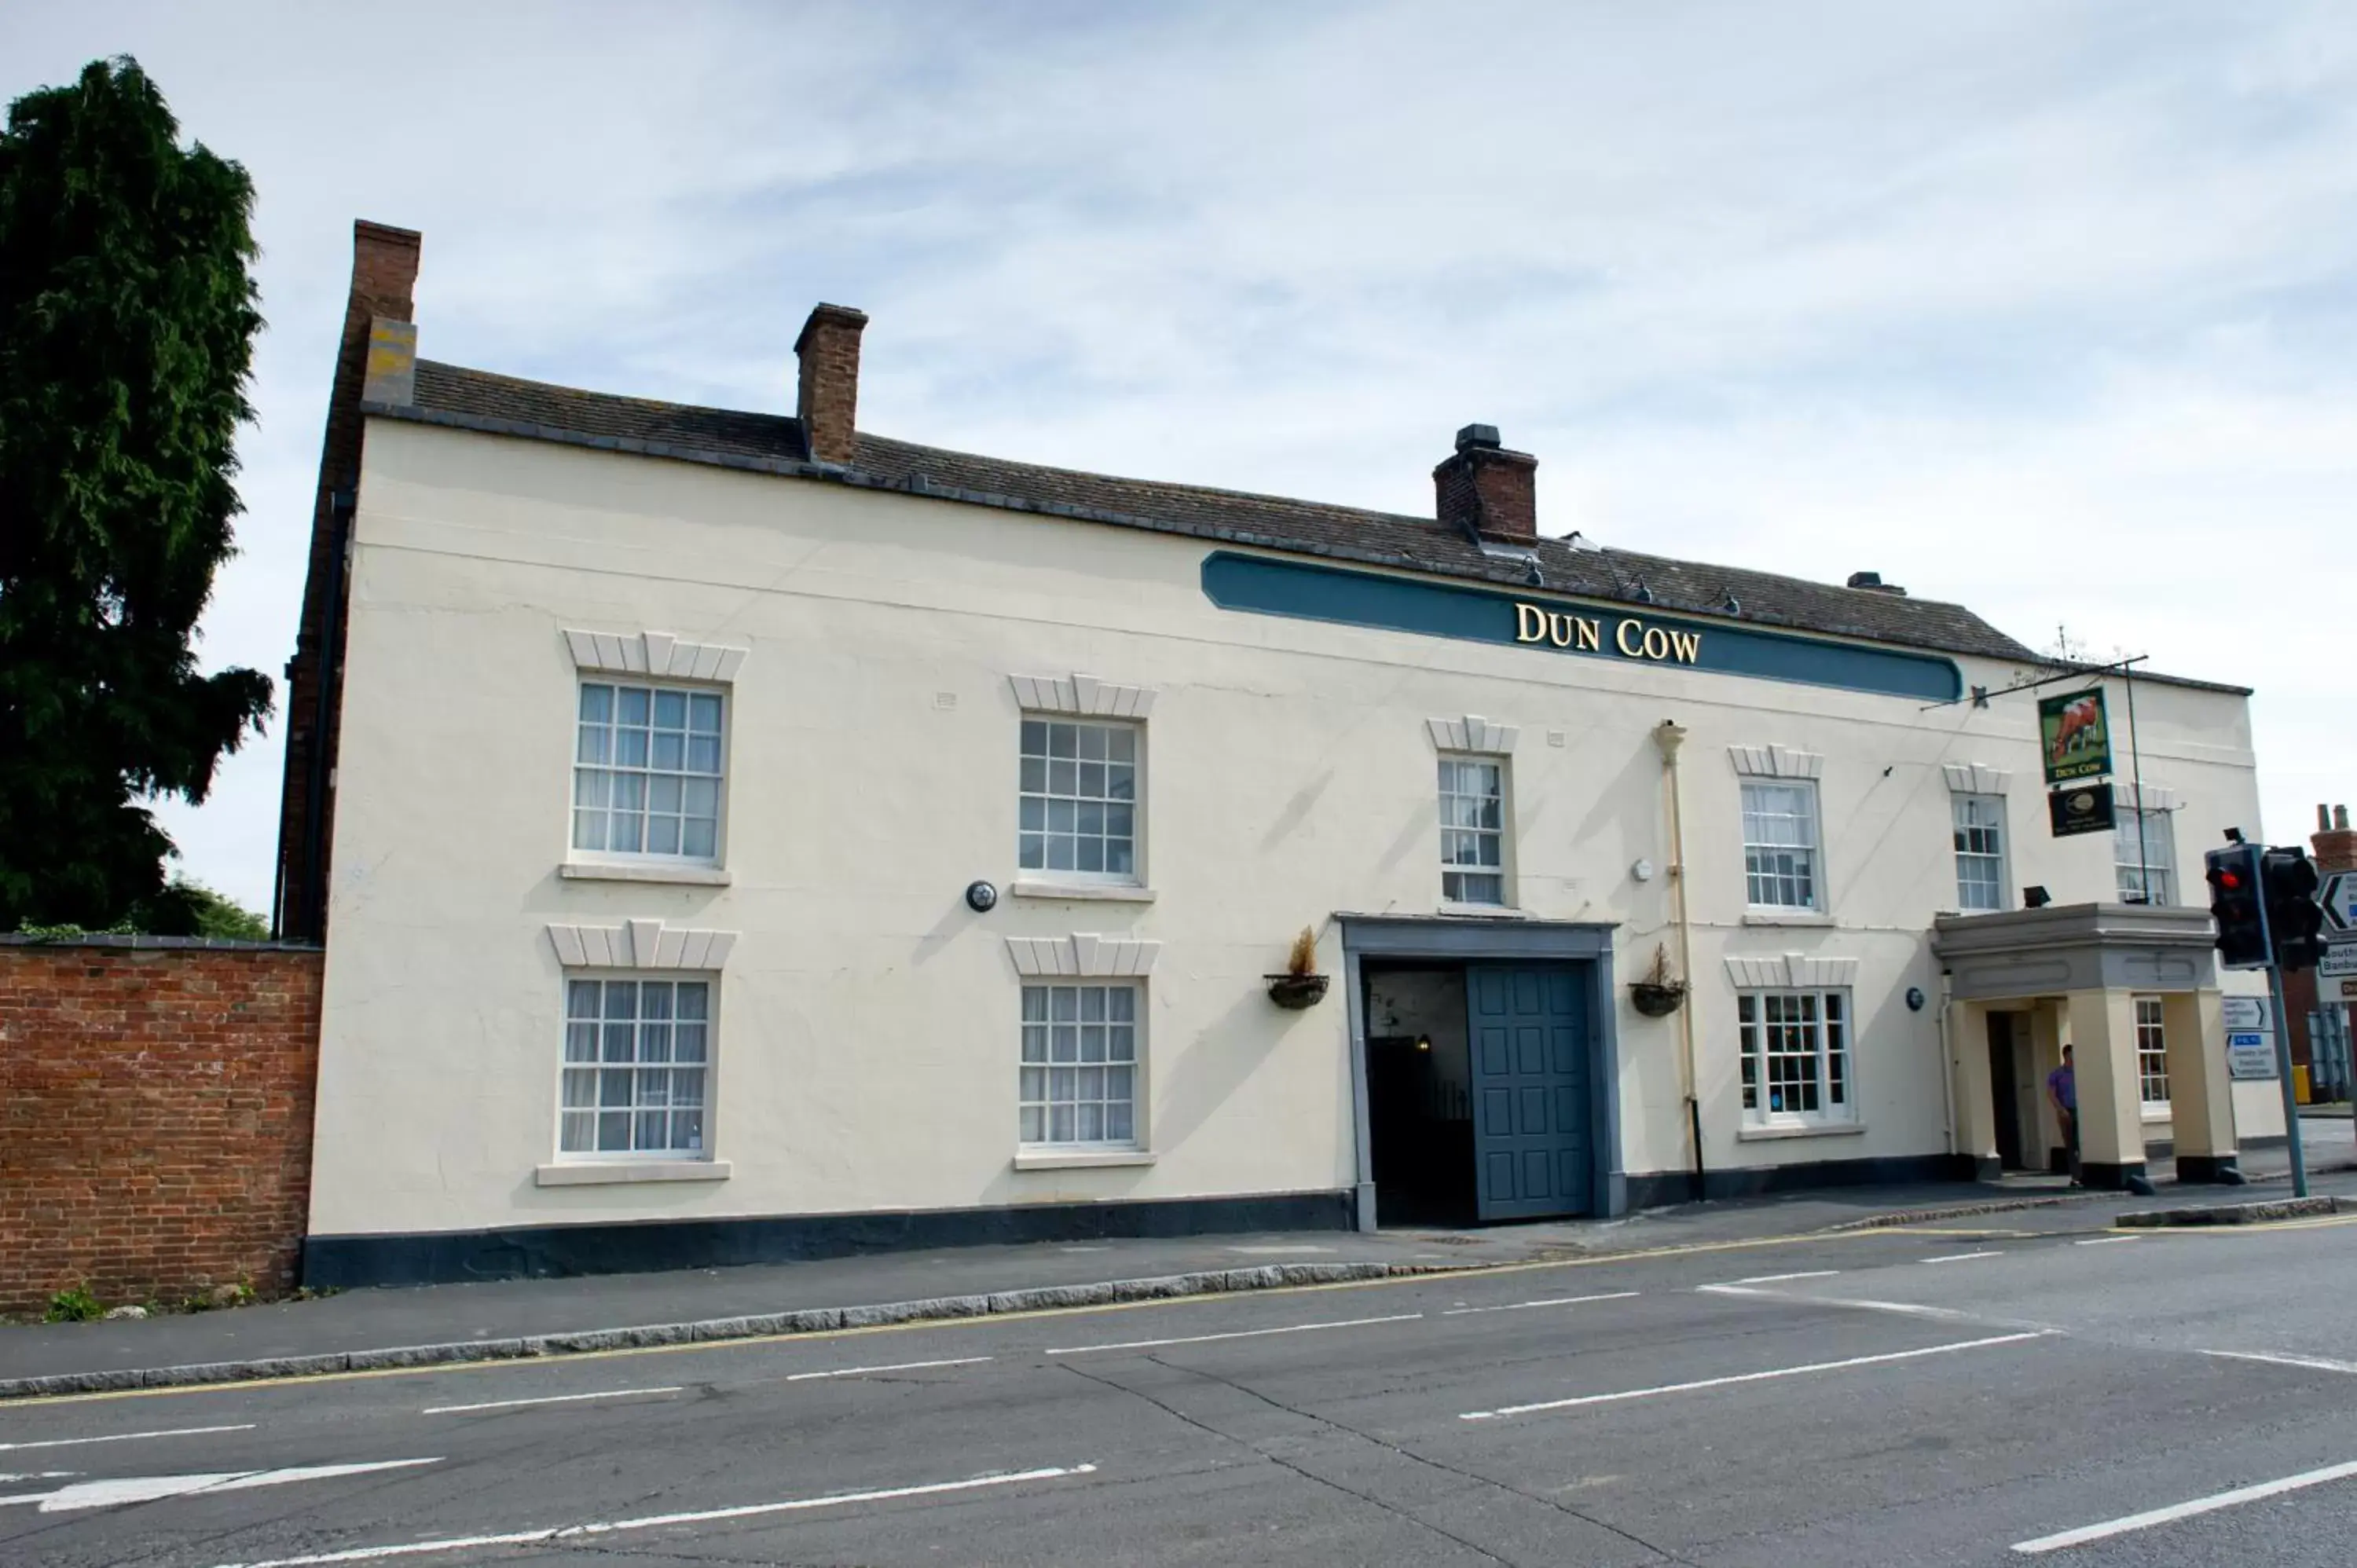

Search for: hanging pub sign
xmin=2048 ymin=782 xmax=2117 ymax=838
xmin=2038 ymin=687 xmax=2112 ymax=784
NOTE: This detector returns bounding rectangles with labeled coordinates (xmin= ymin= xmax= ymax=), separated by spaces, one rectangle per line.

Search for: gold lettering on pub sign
xmin=1516 ymin=603 xmax=1699 ymax=665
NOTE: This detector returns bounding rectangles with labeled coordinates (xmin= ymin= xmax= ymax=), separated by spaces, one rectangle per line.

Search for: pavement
xmin=5 ymin=1188 xmax=2357 ymax=1565
xmin=5 ymin=1116 xmax=2352 ymax=1397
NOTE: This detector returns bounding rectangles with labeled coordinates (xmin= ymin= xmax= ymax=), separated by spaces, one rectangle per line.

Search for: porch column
xmin=1948 ymin=999 xmax=2000 ymax=1180
xmin=2162 ymin=989 xmax=2241 ymax=1183
xmin=2066 ymin=988 xmax=2149 ymax=1190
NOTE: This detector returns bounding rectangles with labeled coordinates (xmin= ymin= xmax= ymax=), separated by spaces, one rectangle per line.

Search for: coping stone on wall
xmin=1005 ymin=933 xmax=1163 ymax=978
xmin=564 ymin=628 xmax=749 ymax=683
xmin=1007 ymin=673 xmax=1158 ymax=718
xmin=1728 ymin=744 xmax=1824 ymax=779
xmin=1426 ymin=715 xmax=1519 ymax=753
xmin=1724 ymin=953 xmax=1861 ymax=990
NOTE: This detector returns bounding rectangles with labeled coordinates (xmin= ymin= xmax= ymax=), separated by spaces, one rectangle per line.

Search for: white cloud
xmin=6 ymin=0 xmax=2354 ymax=911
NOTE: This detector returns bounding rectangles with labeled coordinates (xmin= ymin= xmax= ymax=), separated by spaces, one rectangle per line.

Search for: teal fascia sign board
xmin=1200 ymin=551 xmax=1963 ymax=704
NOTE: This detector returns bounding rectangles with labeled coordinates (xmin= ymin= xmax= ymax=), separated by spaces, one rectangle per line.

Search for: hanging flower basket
xmin=1265 ymin=973 xmax=1331 ymax=1010
xmin=1629 ymin=980 xmax=1688 ymax=1017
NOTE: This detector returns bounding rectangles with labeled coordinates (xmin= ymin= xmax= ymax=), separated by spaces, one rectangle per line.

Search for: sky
xmin=7 ymin=1 xmax=2356 ymax=917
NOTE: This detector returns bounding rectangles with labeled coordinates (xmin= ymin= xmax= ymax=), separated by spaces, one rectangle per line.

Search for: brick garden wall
xmin=0 ymin=938 xmax=323 ymax=1316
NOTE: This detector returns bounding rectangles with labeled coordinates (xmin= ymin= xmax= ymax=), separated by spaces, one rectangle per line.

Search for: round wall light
xmin=964 ymin=880 xmax=999 ymax=913
xmin=1905 ymin=986 xmax=1926 ymax=1012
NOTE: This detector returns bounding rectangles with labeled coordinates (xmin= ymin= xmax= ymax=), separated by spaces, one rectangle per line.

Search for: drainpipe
xmin=1653 ymin=720 xmax=1705 ymax=1201
xmin=1937 ymin=972 xmax=1956 ymax=1158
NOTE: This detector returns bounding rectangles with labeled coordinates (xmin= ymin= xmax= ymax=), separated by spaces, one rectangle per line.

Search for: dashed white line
xmin=1441 ymin=1291 xmax=1640 ymax=1316
xmin=193 ymin=1463 xmax=1098 ymax=1566
xmin=1459 ymin=1331 xmax=2050 ymax=1421
xmin=1046 ymin=1313 xmax=1422 ymax=1355
xmin=4 ymin=1459 xmax=441 ymax=1515
xmin=2201 ymin=1349 xmax=2357 ymax=1376
xmin=0 ymin=1423 xmax=255 ymax=1453
xmin=1919 ymin=1251 xmax=2000 ymax=1265
xmin=783 ymin=1357 xmax=992 ymax=1381
xmin=423 ymin=1387 xmax=682 ymax=1416
xmin=1721 ymin=1271 xmax=1839 ymax=1286
xmin=2012 ymin=1458 xmax=2357 ymax=1554
xmin=2074 ymin=1235 xmax=2139 ymax=1246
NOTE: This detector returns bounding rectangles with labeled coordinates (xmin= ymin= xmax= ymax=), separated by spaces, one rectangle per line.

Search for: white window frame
xmin=555 ymin=972 xmax=717 ymax=1161
xmin=571 ymin=679 xmax=728 ymax=866
xmin=1017 ymin=716 xmax=1143 ymax=886
xmin=2134 ymin=995 xmax=2171 ymax=1110
xmin=1742 ymin=780 xmax=1822 ymax=911
xmin=1438 ymin=753 xmax=1512 ymax=907
xmin=2114 ymin=807 xmax=2176 ymax=907
xmin=1952 ymin=793 xmax=2008 ymax=913
xmin=1738 ymin=988 xmax=1854 ymax=1129
xmin=1018 ymin=980 xmax=1143 ymax=1150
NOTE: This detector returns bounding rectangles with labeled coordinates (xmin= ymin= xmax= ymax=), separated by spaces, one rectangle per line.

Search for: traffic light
xmin=2205 ymin=843 xmax=2267 ymax=968
xmin=2260 ymin=846 xmax=2328 ymax=972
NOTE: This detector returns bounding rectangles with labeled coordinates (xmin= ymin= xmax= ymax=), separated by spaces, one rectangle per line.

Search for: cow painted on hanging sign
xmin=2037 ymin=687 xmax=2112 ymax=784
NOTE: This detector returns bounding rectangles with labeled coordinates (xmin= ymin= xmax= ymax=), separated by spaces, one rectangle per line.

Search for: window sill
xmin=2141 ymin=1107 xmax=2172 ymax=1123
xmin=562 ymin=861 xmax=732 ymax=887
xmin=535 ymin=1160 xmax=732 ymax=1187
xmin=1012 ymin=1149 xmax=1157 ymax=1171
xmin=1010 ymin=880 xmax=1157 ymax=903
xmin=1736 ymin=1123 xmax=1865 ymax=1142
xmin=1439 ymin=902 xmax=1527 ymax=919
xmin=1741 ymin=910 xmax=1833 ymax=927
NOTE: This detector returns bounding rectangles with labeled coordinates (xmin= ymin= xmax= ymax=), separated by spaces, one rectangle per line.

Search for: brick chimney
xmin=2317 ymin=803 xmax=2356 ymax=875
xmin=1434 ymin=424 xmax=1538 ymax=544
xmin=795 ymin=302 xmax=868 ymax=465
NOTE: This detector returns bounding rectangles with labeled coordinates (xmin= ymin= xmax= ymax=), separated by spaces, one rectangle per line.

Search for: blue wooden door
xmin=1468 ymin=965 xmax=1593 ymax=1221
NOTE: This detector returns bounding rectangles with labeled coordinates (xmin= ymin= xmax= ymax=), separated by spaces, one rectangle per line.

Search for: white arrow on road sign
xmin=0 ymin=1457 xmax=438 ymax=1514
xmin=2322 ymin=870 xmax=2357 ymax=934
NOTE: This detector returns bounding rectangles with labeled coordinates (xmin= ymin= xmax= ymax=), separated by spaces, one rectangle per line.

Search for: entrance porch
xmin=1933 ymin=903 xmax=2242 ymax=1193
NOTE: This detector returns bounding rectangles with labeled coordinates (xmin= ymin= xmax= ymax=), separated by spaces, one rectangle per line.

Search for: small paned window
xmin=1738 ymin=989 xmax=1853 ymax=1127
xmin=1743 ymin=781 xmax=1821 ymax=910
xmin=559 ymin=976 xmax=711 ymax=1157
xmin=574 ymin=683 xmax=724 ymax=859
xmin=2114 ymin=808 xmax=2176 ymax=907
xmin=1439 ymin=757 xmax=1506 ymax=905
xmin=1952 ymin=793 xmax=2007 ymax=912
xmin=1018 ymin=720 xmax=1138 ymax=880
xmin=1020 ymin=983 xmax=1140 ymax=1146
xmin=2135 ymin=996 xmax=2170 ymax=1108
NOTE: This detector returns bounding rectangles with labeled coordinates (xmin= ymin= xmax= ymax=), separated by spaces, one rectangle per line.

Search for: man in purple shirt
xmin=2047 ymin=1044 xmax=2078 ymax=1183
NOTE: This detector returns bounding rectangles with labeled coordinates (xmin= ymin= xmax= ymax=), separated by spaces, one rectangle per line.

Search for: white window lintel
xmin=566 ymin=628 xmax=748 ymax=683
xmin=1005 ymin=933 xmax=1162 ymax=978
xmin=547 ymin=919 xmax=738 ymax=970
xmin=1942 ymin=763 xmax=2013 ymax=796
xmin=1724 ymin=954 xmax=1861 ymax=990
xmin=1427 ymin=714 xmax=1519 ymax=753
xmin=2110 ymin=781 xmax=2182 ymax=814
xmin=1010 ymin=672 xmax=1157 ymax=718
xmin=1730 ymin=744 xmax=1824 ymax=779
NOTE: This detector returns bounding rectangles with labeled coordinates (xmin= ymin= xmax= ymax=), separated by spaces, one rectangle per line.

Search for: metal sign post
xmin=2252 ymin=876 xmax=2309 ymax=1199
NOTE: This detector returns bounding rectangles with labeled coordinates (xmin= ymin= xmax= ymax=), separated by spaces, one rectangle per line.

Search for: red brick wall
xmin=0 ymin=940 xmax=322 ymax=1316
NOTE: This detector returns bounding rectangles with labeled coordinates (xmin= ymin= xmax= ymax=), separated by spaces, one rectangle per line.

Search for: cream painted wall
xmin=308 ymin=417 xmax=2275 ymax=1237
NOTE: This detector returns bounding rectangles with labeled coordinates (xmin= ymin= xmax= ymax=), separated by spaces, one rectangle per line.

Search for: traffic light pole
xmin=2253 ymin=886 xmax=2310 ymax=1199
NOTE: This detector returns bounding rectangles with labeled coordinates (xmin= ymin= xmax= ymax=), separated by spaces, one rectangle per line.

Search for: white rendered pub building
xmin=274 ymin=222 xmax=2283 ymax=1287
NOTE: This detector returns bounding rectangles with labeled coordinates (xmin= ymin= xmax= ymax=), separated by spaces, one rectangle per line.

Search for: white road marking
xmin=2201 ymin=1349 xmax=2357 ymax=1376
xmin=0 ymin=1423 xmax=255 ymax=1453
xmin=1697 ymin=1284 xmax=1967 ymax=1318
xmin=783 ymin=1357 xmax=992 ymax=1381
xmin=2075 ymin=1235 xmax=2139 ymax=1246
xmin=1919 ymin=1251 xmax=2000 ymax=1264
xmin=1459 ymin=1331 xmax=2048 ymax=1421
xmin=1721 ymin=1271 xmax=1839 ymax=1286
xmin=1046 ymin=1313 xmax=1423 ymax=1355
xmin=193 ymin=1463 xmax=1097 ymax=1567
xmin=2011 ymin=1457 xmax=2357 ymax=1554
xmin=1 ymin=1459 xmax=439 ymax=1515
xmin=1441 ymin=1291 xmax=1640 ymax=1317
xmin=422 ymin=1386 xmax=682 ymax=1416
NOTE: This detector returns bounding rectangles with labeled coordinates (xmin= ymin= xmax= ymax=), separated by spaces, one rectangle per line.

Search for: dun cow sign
xmin=2039 ymin=687 xmax=2112 ymax=785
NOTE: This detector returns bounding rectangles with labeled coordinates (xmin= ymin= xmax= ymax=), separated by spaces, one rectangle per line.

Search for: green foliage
xmin=0 ymin=57 xmax=273 ymax=933
xmin=13 ymin=875 xmax=267 ymax=939
xmin=45 ymin=1283 xmax=104 ymax=1323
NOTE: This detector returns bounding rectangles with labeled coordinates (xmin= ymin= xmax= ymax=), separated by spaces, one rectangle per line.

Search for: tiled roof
xmin=391 ymin=360 xmax=2088 ymax=672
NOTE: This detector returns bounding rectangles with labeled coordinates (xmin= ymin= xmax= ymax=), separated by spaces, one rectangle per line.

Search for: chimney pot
xmin=795 ymin=302 xmax=869 ymax=466
xmin=1434 ymin=425 xmax=1538 ymax=544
